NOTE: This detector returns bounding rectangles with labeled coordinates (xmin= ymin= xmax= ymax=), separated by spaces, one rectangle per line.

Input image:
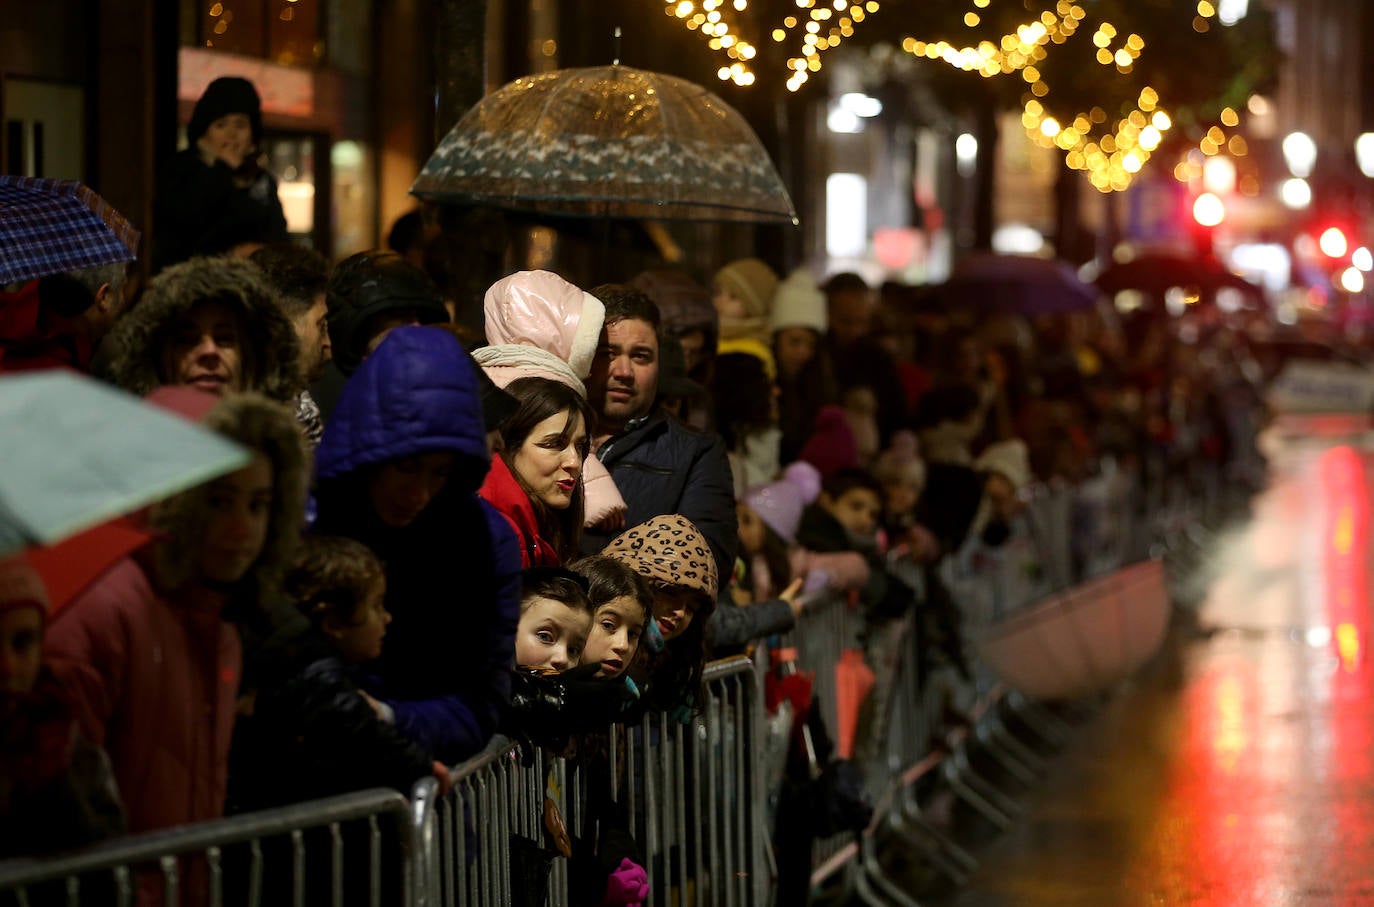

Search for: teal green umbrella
xmin=0 ymin=371 xmax=250 ymax=555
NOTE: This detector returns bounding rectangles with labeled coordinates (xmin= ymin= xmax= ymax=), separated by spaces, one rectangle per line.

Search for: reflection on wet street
xmin=948 ymin=423 xmax=1374 ymax=906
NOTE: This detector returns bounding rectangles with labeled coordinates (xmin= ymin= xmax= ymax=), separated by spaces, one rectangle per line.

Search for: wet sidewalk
xmin=944 ymin=431 xmax=1374 ymax=906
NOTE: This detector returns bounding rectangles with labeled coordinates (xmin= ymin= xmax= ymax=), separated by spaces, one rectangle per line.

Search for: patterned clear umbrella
xmin=412 ymin=65 xmax=797 ymax=225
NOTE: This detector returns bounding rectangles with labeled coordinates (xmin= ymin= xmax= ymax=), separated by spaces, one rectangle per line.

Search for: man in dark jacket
xmin=580 ymin=285 xmax=737 ymax=583
xmin=310 ymin=249 xmax=450 ymax=422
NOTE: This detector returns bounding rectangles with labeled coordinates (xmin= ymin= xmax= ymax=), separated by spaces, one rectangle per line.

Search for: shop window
xmin=188 ymin=0 xmax=325 ymax=68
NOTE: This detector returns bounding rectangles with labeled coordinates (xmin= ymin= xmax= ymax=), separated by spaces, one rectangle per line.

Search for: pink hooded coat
xmin=474 ymin=271 xmax=627 ymax=526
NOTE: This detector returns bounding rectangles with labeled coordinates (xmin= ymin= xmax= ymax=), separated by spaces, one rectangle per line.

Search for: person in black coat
xmin=580 ymin=285 xmax=738 ymax=583
xmin=152 ymin=76 xmax=288 ymax=273
xmin=228 ymin=538 xmax=447 ymax=813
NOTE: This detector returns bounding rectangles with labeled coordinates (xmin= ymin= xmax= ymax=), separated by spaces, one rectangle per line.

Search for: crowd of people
xmin=1 ymin=76 xmax=1274 ymax=904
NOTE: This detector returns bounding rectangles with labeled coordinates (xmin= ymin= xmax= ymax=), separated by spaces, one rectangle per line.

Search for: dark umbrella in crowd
xmin=411 ymin=64 xmax=797 ymax=225
xmin=0 ymin=371 xmax=248 ymax=555
xmin=940 ymin=253 xmax=1098 ymax=315
xmin=1094 ymin=251 xmax=1264 ymax=304
xmin=0 ymin=176 xmax=139 ymax=285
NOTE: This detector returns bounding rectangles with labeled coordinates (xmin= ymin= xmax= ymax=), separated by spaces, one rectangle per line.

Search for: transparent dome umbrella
xmin=412 ymin=65 xmax=797 ymax=225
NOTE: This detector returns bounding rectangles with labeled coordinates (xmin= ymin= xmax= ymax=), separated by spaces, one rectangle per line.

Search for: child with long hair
xmin=601 ymin=515 xmax=718 ymax=720
xmin=571 ymin=555 xmax=651 ymax=680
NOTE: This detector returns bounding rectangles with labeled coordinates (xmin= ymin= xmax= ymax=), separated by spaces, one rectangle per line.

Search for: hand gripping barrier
xmin=0 ymin=788 xmax=417 ymax=907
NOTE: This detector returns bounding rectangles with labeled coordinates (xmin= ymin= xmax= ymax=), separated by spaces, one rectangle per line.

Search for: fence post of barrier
xmin=409 ymin=775 xmax=439 ymax=907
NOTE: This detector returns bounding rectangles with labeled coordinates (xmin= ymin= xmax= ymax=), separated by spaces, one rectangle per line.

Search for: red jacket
xmin=0 ymin=280 xmax=91 ymax=374
xmin=44 ymin=557 xmax=241 ymax=835
xmin=478 ymin=456 xmax=560 ymax=567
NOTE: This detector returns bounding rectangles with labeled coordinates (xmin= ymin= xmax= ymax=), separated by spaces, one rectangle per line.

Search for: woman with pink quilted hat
xmin=474 ymin=271 xmax=628 ymax=530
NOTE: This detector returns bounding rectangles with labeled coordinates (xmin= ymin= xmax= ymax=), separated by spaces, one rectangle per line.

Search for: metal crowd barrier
xmin=0 ymin=788 xmax=417 ymax=907
xmin=0 ymin=455 xmax=1229 ymax=907
xmin=412 ymin=654 xmax=766 ymax=907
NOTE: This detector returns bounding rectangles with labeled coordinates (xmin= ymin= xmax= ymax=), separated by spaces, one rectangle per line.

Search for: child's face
xmin=652 ymin=586 xmax=700 ymax=643
xmin=822 ymin=487 xmax=883 ymax=538
xmin=326 ymin=577 xmax=390 ymax=664
xmin=582 ymin=595 xmax=646 ymax=678
xmin=517 ymin=596 xmax=591 ymax=673
xmin=883 ymin=481 xmax=919 ymax=520
xmin=712 ymin=285 xmax=748 ymax=320
xmin=775 ymin=327 xmax=818 ymax=376
xmin=737 ymin=502 xmax=769 ymax=555
xmin=197 ymin=453 xmax=273 ymax=585
xmin=0 ymin=607 xmax=43 ymax=695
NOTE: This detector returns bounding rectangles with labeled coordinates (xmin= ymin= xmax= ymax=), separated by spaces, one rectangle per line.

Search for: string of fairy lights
xmin=661 ymin=0 xmax=880 ymax=90
xmin=661 ymin=0 xmax=1246 ymax=193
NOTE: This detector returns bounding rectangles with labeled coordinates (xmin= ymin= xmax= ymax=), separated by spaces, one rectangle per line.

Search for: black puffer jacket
xmin=583 ymin=408 xmax=738 ymax=583
xmin=228 ymin=630 xmax=435 ymax=813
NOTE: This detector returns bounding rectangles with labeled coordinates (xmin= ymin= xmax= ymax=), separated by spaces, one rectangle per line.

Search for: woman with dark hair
xmin=479 ymin=376 xmax=596 ymax=566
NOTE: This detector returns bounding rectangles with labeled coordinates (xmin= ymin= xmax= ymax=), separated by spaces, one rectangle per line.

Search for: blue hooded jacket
xmin=314 ymin=326 xmax=521 ymax=764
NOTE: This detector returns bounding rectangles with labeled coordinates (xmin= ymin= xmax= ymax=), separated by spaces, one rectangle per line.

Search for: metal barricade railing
xmin=0 ymin=788 xmax=416 ymax=907
xmin=414 ymin=655 xmax=766 ymax=907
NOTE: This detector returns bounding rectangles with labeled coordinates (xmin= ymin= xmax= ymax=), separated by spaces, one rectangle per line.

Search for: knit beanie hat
xmin=799 ymin=405 xmax=860 ymax=481
xmin=743 ymin=461 xmax=822 ymax=544
xmin=601 ymin=514 xmax=718 ymax=601
xmin=770 ymin=268 xmax=827 ymax=334
xmin=0 ymin=556 xmax=49 ymax=619
xmin=713 ymin=259 xmax=779 ymax=321
xmin=872 ymin=430 xmax=926 ymax=491
xmin=975 ymin=439 xmax=1032 ymax=491
xmin=188 ymin=77 xmax=263 ymax=146
xmin=715 ymin=335 xmax=776 ymax=381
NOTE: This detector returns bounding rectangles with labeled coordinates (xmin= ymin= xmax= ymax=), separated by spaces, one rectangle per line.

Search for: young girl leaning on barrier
xmin=599 ymin=514 xmax=718 ymax=722
xmin=716 ymin=463 xmax=873 ymax=657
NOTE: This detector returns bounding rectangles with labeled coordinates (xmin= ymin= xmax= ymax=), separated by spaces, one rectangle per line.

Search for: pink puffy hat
xmin=742 ymin=461 xmax=822 ymax=544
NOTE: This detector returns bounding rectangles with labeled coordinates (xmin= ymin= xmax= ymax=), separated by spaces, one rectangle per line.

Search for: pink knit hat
xmin=743 ymin=461 xmax=821 ymax=544
xmin=799 ymin=406 xmax=860 ymax=481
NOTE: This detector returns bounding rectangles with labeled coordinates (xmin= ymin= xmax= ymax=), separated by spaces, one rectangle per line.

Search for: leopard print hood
xmin=601 ymin=514 xmax=718 ymax=601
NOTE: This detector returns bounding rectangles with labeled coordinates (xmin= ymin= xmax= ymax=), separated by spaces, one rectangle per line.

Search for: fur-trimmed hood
xmin=106 ymin=257 xmax=300 ymax=402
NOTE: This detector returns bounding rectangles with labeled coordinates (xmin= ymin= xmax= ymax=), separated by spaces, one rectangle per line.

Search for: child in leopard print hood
xmin=601 ymin=515 xmax=718 ymax=719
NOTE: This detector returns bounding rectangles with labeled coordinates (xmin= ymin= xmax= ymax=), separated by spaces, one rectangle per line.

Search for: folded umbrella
xmin=0 ymin=371 xmax=249 ymax=555
xmin=0 ymin=176 xmax=140 ymax=286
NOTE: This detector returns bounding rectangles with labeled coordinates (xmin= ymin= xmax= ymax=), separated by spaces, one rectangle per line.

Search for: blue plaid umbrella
xmin=0 ymin=176 xmax=140 ymax=285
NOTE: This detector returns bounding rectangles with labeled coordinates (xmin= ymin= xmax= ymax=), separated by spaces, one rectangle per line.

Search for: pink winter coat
xmin=44 ymin=557 xmax=241 ymax=836
xmin=474 ymin=271 xmax=627 ymax=526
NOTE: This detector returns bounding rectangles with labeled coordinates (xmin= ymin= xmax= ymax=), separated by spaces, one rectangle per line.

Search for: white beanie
xmin=770 ymin=268 xmax=827 ymax=334
xmin=975 ymin=439 xmax=1032 ymax=492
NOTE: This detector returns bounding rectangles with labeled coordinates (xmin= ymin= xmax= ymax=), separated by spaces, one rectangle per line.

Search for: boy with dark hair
xmin=515 ymin=567 xmax=595 ymax=673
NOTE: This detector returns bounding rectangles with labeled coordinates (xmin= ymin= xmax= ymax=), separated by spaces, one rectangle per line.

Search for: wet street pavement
xmin=946 ymin=422 xmax=1374 ymax=906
